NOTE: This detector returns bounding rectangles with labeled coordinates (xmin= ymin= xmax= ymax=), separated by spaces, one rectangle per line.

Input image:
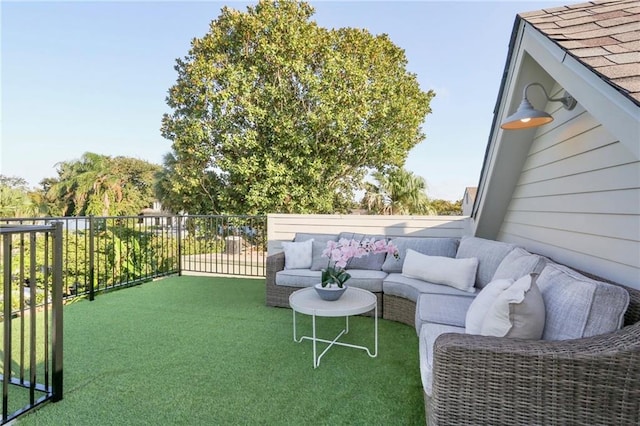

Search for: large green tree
xmin=154 ymin=152 xmax=222 ymax=214
xmin=431 ymin=198 xmax=462 ymax=215
xmin=0 ymin=175 xmax=38 ymax=218
xmin=45 ymin=152 xmax=161 ymax=216
xmin=161 ymin=0 xmax=434 ymax=215
xmin=361 ymin=167 xmax=436 ymax=215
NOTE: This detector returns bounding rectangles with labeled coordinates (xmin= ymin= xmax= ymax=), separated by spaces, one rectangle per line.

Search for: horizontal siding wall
xmin=267 ymin=214 xmax=470 ymax=254
xmin=498 ymin=87 xmax=640 ymax=288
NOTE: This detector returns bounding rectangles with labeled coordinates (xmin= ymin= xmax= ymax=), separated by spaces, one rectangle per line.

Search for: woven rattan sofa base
xmin=425 ymin=284 xmax=640 ymax=426
xmin=382 ymin=294 xmax=416 ymax=326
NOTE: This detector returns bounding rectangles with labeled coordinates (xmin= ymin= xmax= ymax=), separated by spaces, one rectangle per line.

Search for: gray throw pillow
xmin=310 ymin=240 xmax=330 ymax=271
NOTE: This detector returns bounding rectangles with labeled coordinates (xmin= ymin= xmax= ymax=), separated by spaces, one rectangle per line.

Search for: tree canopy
xmin=361 ymin=167 xmax=436 ymax=215
xmin=44 ymin=152 xmax=161 ymax=216
xmin=161 ymin=0 xmax=434 ymax=215
xmin=431 ymin=198 xmax=462 ymax=215
xmin=0 ymin=175 xmax=38 ymax=218
xmin=154 ymin=152 xmax=222 ymax=214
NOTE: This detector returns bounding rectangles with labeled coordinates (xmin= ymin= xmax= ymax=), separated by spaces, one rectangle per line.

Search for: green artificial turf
xmin=18 ymin=276 xmax=425 ymax=425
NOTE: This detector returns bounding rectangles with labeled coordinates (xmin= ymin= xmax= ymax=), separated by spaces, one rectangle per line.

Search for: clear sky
xmin=1 ymin=0 xmax=566 ymax=201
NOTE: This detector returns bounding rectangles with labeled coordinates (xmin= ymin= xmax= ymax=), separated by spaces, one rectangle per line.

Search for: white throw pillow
xmin=465 ymin=278 xmax=514 ymax=335
xmin=402 ymin=249 xmax=478 ymax=293
xmin=466 ymin=274 xmax=545 ymax=339
xmin=282 ymin=239 xmax=313 ymax=269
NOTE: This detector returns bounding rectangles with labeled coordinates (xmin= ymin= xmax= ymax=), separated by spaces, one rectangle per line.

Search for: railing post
xmin=29 ymin=233 xmax=37 ymax=405
xmin=177 ymin=215 xmax=182 ymax=276
xmin=51 ymin=222 xmax=64 ymax=402
xmin=2 ymin=233 xmax=12 ymax=421
xmin=88 ymin=216 xmax=95 ymax=301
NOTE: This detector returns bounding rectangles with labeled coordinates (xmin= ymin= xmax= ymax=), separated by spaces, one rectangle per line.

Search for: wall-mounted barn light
xmin=501 ymin=82 xmax=577 ymax=130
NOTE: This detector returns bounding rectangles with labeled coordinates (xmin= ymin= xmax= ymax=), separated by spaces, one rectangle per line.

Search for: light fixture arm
xmin=522 ymin=82 xmax=577 ymax=111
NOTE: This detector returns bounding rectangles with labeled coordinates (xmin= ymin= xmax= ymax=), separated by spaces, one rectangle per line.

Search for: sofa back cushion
xmin=294 ymin=233 xmax=338 ymax=243
xmin=310 ymin=240 xmax=329 ymax=271
xmin=537 ymin=263 xmax=629 ymax=340
xmin=492 ymin=247 xmax=546 ymax=281
xmin=455 ymin=237 xmax=515 ymax=288
xmin=338 ymin=232 xmax=387 ymax=270
xmin=294 ymin=234 xmax=339 ymax=271
xmin=382 ymin=237 xmax=459 ymax=273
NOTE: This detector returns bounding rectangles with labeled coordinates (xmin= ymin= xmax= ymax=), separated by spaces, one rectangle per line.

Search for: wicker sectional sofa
xmin=265 ymin=233 xmax=640 ymax=425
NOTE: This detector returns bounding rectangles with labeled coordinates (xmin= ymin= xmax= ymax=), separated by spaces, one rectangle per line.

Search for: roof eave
xmin=470 ymin=15 xmax=526 ymax=235
xmin=472 ymin=12 xmax=640 ymax=239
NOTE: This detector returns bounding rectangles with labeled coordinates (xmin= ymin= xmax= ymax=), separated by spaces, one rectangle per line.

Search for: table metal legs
xmin=292 ymin=306 xmax=378 ymax=368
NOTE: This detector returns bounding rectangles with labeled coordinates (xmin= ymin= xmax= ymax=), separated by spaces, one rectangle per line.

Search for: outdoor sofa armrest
xmin=266 ymin=251 xmax=285 ymax=288
xmin=429 ymin=324 xmax=640 ymax=426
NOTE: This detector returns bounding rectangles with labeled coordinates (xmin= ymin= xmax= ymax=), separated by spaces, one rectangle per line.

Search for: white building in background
xmin=461 ymin=187 xmax=477 ymax=216
xmin=139 ymin=200 xmax=173 ymax=227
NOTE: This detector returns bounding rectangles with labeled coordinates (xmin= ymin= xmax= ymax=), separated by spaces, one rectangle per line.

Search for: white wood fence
xmin=267 ymin=214 xmax=471 ymax=255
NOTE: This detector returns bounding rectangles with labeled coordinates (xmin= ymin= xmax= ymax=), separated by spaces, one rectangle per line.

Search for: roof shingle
xmin=521 ymin=0 xmax=640 ymax=104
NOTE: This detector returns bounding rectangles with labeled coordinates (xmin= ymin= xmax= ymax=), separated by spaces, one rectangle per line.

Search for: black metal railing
xmin=1 ymin=216 xmax=179 ymax=301
xmin=0 ymin=223 xmax=63 ymax=424
xmin=0 ymin=214 xmax=265 ymax=423
xmin=180 ymin=215 xmax=266 ymax=277
xmin=0 ymin=215 xmax=266 ymax=302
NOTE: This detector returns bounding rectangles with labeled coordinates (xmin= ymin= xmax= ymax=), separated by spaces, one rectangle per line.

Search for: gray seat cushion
xmin=419 ymin=323 xmax=465 ymax=396
xmin=382 ymin=237 xmax=459 ymax=273
xmin=455 ymin=237 xmax=515 ymax=288
xmin=537 ymin=263 xmax=629 ymax=340
xmin=415 ymin=293 xmax=476 ymax=332
xmin=276 ymin=269 xmax=387 ymax=292
xmin=275 ymin=269 xmax=321 ymax=288
xmin=383 ymin=273 xmax=479 ymax=303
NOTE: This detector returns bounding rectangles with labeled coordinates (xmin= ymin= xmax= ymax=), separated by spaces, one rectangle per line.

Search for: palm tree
xmin=46 ymin=153 xmax=110 ymax=216
xmin=361 ymin=167 xmax=436 ymax=215
xmin=0 ymin=176 xmax=38 ymax=218
xmin=45 ymin=153 xmax=159 ymax=217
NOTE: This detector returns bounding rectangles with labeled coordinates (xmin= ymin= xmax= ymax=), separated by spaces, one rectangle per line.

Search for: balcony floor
xmin=20 ymin=276 xmax=424 ymax=425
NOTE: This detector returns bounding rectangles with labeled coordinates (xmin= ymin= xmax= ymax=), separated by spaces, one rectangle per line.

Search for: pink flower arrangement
xmin=320 ymin=238 xmax=398 ymax=287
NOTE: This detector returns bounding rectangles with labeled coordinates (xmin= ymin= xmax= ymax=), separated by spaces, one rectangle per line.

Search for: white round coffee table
xmin=289 ymin=286 xmax=378 ymax=368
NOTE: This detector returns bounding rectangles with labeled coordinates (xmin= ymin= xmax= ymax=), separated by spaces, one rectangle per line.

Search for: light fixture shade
xmin=500 ymin=97 xmax=553 ymax=130
xmin=501 ymin=83 xmax=577 ymax=131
